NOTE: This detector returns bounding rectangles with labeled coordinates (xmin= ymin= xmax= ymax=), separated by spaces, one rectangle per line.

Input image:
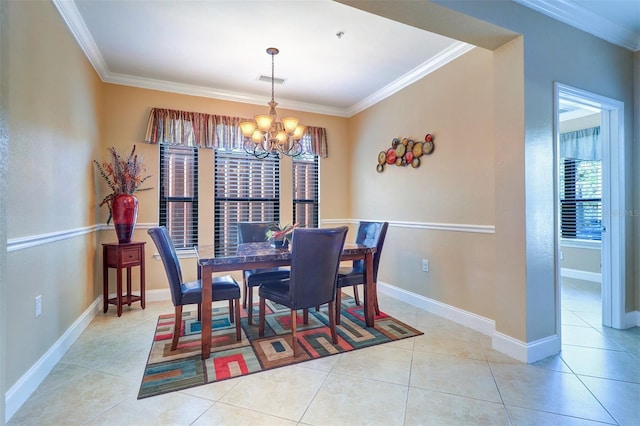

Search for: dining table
xmin=195 ymin=240 xmax=377 ymax=360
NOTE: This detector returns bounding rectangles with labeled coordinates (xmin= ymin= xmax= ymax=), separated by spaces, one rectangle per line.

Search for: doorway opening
xmin=554 ymin=83 xmax=627 ymax=339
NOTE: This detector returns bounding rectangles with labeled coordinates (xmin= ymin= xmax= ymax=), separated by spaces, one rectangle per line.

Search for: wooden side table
xmin=102 ymin=241 xmax=146 ymax=317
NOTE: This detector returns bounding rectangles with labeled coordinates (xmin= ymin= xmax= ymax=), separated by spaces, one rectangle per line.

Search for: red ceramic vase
xmin=111 ymin=194 xmax=138 ymax=243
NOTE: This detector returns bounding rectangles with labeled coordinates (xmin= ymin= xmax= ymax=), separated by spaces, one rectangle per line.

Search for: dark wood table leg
xmin=102 ymin=246 xmax=108 ymax=313
xmin=116 ymin=265 xmax=123 ymax=317
xmin=201 ymin=264 xmax=212 ymax=359
xmin=126 ymin=267 xmax=132 ymax=306
xmin=363 ymin=251 xmax=374 ymax=327
xmin=140 ymin=251 xmax=145 ymax=309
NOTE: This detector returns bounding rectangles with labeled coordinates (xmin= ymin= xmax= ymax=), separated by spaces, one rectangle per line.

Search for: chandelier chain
xmin=271 ymin=51 xmax=275 ymax=106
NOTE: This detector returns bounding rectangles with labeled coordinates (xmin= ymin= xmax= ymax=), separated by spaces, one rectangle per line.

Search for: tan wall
xmin=97 ymin=84 xmax=351 ymax=289
xmin=493 ymin=37 xmax=527 ymax=341
xmin=5 ymin=0 xmax=102 ymax=388
xmin=561 ymin=244 xmax=601 ymax=274
xmin=348 ymin=47 xmax=497 ymax=320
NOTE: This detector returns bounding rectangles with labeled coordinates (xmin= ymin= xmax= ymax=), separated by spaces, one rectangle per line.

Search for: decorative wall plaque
xmin=376 ymin=134 xmax=435 ymax=172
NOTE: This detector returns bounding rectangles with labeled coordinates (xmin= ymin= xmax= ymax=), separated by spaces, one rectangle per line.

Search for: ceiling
xmin=53 ymin=0 xmax=639 ymax=118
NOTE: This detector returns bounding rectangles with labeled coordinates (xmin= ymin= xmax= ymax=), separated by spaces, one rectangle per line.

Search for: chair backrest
xmin=354 ymin=221 xmax=389 ymax=282
xmin=237 ymin=221 xmax=279 ymax=244
xmin=148 ymin=226 xmax=183 ymax=306
xmin=289 ymin=226 xmax=348 ymax=309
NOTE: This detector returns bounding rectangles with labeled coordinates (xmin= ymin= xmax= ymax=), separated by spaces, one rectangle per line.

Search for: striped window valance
xmin=144 ymin=107 xmax=328 ymax=157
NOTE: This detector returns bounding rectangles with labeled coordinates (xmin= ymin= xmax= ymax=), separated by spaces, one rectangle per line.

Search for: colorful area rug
xmin=138 ymin=295 xmax=422 ymax=399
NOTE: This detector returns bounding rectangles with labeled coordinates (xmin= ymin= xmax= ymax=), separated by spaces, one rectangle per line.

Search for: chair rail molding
xmin=7 ymin=223 xmax=157 ymax=252
xmin=322 ymin=219 xmax=494 ymax=234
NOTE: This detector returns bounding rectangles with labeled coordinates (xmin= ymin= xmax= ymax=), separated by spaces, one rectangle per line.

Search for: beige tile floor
xmin=8 ymin=285 xmax=639 ymax=425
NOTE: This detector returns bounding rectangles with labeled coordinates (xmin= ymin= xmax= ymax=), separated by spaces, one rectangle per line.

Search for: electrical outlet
xmin=35 ymin=295 xmax=42 ymax=318
xmin=422 ymin=259 xmax=429 ymax=272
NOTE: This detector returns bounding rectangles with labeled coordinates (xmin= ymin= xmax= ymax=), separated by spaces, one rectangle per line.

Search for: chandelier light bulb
xmin=251 ymin=130 xmax=264 ymax=143
xmin=281 ymin=117 xmax=299 ymax=134
xmin=240 ymin=121 xmax=257 ymax=138
xmin=293 ymin=125 xmax=306 ymax=140
xmin=255 ymin=115 xmax=273 ymax=132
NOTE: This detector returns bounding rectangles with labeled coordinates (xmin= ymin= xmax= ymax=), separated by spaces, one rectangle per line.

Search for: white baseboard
xmin=377 ymin=281 xmax=495 ymax=336
xmin=106 ymin=288 xmax=170 ymax=303
xmin=5 ymin=297 xmax=102 ymax=423
xmin=4 ymin=289 xmax=172 ymax=423
xmin=560 ymin=267 xmax=601 ymax=283
xmin=377 ymin=281 xmax=560 ymax=363
xmin=492 ymin=332 xmax=560 ymax=364
xmin=626 ymin=310 xmax=640 ymax=328
xmin=144 ymin=288 xmax=171 ymax=302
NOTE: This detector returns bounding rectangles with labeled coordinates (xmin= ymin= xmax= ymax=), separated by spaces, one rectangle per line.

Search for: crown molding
xmin=346 ymin=42 xmax=474 ymax=117
xmin=104 ymin=72 xmax=350 ymax=117
xmin=53 ymin=0 xmax=476 ymax=118
xmin=514 ymin=0 xmax=639 ymax=52
xmin=51 ymin=0 xmax=109 ymax=79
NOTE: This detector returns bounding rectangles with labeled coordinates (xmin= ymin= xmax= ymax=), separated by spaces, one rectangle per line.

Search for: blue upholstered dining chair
xmin=335 ymin=221 xmax=388 ymax=325
xmin=257 ymin=226 xmax=348 ymax=357
xmin=237 ymin=221 xmax=290 ymax=324
xmin=148 ymin=226 xmax=241 ymax=350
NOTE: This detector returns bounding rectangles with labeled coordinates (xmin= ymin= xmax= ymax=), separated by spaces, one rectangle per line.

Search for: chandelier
xmin=240 ymin=48 xmax=305 ymax=159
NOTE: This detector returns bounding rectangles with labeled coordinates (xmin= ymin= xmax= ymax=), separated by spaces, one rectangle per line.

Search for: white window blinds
xmin=159 ymin=145 xmax=198 ymax=248
xmin=293 ymin=153 xmax=319 ymax=228
xmin=214 ymin=150 xmax=280 ymax=255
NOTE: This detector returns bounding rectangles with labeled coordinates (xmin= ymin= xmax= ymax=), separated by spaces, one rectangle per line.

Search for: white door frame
xmin=554 ymin=82 xmax=626 ymax=330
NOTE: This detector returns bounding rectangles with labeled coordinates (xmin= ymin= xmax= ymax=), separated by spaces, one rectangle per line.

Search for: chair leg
xmin=335 ymin=290 xmax=342 ymax=325
xmin=353 ymin=285 xmax=361 ymax=305
xmin=291 ymin=309 xmax=298 ymax=357
xmin=328 ymin=301 xmax=338 ymax=344
xmin=197 ymin=303 xmax=202 ymax=322
xmin=228 ymin=300 xmax=234 ymax=323
xmin=172 ymin=305 xmax=183 ymax=351
xmin=258 ymin=297 xmax=266 ymax=337
xmin=247 ymin=286 xmax=254 ymax=325
xmin=303 ymin=308 xmax=309 ymax=324
xmin=234 ymin=298 xmax=241 ymax=341
xmin=374 ymin=281 xmax=380 ymax=315
xmin=242 ymin=276 xmax=248 ymax=309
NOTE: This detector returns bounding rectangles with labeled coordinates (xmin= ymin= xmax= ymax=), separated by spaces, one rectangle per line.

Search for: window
xmin=214 ymin=150 xmax=280 ymax=256
xmin=560 ymin=158 xmax=601 ymax=240
xmin=159 ymin=145 xmax=198 ymax=248
xmin=293 ymin=153 xmax=319 ymax=228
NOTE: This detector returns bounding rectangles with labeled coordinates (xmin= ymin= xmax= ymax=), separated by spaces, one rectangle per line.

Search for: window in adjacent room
xmin=159 ymin=145 xmax=199 ymax=249
xmin=293 ymin=152 xmax=319 ymax=228
xmin=214 ymin=150 xmax=280 ymax=256
xmin=559 ymin=126 xmax=601 ymax=241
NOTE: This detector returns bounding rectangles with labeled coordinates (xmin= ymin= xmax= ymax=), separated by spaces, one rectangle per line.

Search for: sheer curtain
xmin=144 ymin=107 xmax=328 ymax=157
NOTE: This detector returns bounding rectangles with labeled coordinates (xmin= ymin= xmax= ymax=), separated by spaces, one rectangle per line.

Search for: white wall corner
xmin=378 ymin=281 xmax=562 ymax=364
xmin=492 ymin=332 xmax=561 ymax=364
